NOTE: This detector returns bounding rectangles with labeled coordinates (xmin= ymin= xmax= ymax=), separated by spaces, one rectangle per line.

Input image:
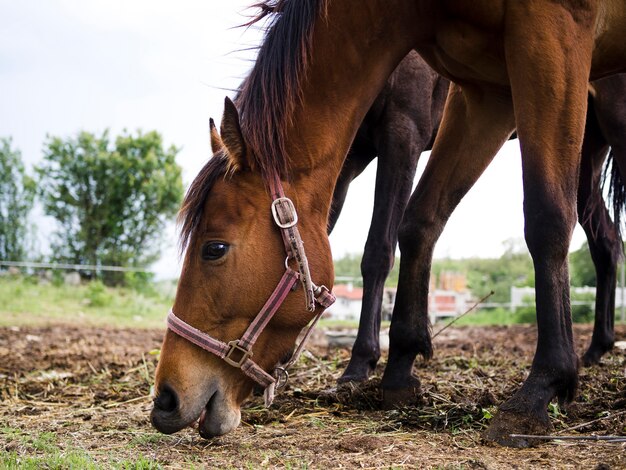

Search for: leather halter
xmin=166 ymin=170 xmax=335 ymax=406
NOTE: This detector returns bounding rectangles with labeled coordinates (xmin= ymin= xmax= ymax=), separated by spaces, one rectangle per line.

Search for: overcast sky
xmin=1 ymin=0 xmax=587 ymax=279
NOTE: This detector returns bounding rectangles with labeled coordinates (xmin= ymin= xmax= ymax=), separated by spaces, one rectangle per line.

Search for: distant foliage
xmin=0 ymin=138 xmax=35 ymax=261
xmin=36 ymin=130 xmax=183 ymax=284
xmin=333 ymin=240 xmax=535 ymax=303
xmin=569 ymin=241 xmax=596 ymax=287
xmin=333 ymin=253 xmax=366 ymax=286
xmin=432 ymin=250 xmax=535 ymax=303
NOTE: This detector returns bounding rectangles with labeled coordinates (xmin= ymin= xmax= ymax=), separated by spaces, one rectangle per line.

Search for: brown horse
xmin=151 ymin=0 xmax=626 ymax=446
xmin=330 ymin=54 xmax=626 ymax=382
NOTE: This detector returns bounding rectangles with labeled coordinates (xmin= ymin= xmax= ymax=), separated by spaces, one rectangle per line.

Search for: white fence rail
xmin=0 ymin=260 xmax=152 ymax=273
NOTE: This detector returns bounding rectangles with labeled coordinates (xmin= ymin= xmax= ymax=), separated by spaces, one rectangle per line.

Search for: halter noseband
xmin=166 ymin=170 xmax=335 ymax=406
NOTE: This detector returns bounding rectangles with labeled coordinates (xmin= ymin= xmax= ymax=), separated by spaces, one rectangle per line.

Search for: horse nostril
xmin=153 ymin=384 xmax=178 ymax=413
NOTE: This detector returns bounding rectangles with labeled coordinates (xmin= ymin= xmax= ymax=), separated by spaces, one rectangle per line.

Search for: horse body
xmin=152 ymin=0 xmax=626 ymax=446
xmin=591 ymin=1 xmax=626 ymax=76
xmin=331 ymin=52 xmax=626 ymax=379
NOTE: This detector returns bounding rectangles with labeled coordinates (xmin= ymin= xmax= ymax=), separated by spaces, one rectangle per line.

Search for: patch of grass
xmin=0 ymin=276 xmax=174 ymax=328
xmin=129 ymin=432 xmax=168 ymax=447
xmin=0 ymin=427 xmax=23 ymax=441
xmin=30 ymin=431 xmax=57 ymax=453
xmin=0 ymin=428 xmax=163 ymax=469
xmin=443 ymin=307 xmax=518 ymax=326
xmin=1 ymin=449 xmax=97 ymax=470
xmin=0 ymin=450 xmax=162 ymax=470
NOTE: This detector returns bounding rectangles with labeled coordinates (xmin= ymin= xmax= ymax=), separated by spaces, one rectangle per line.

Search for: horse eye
xmin=202 ymin=242 xmax=229 ymax=261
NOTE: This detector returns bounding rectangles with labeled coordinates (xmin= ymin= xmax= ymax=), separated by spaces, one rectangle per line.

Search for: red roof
xmin=332 ymin=284 xmax=363 ymax=300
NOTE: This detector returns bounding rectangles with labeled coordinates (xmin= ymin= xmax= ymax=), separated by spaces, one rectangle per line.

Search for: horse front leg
xmin=484 ymin=3 xmax=596 ymax=447
xmin=339 ymin=114 xmax=425 ymax=383
xmin=380 ymin=83 xmax=515 ymax=407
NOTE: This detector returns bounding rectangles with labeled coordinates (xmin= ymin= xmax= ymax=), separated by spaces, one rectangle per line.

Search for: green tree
xmin=36 ymin=130 xmax=183 ymax=284
xmin=0 ymin=138 xmax=35 ymax=261
xmin=569 ymin=241 xmax=596 ymax=286
xmin=431 ymin=248 xmax=534 ymax=303
xmin=333 ymin=253 xmax=365 ymax=286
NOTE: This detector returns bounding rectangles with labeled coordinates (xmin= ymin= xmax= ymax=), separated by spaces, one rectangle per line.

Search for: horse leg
xmin=577 ymin=97 xmax=617 ymax=367
xmin=339 ymin=114 xmax=426 ymax=383
xmin=380 ymin=83 xmax=515 ymax=406
xmin=484 ymin=5 xmax=595 ymax=447
xmin=581 ymin=74 xmax=626 ymax=364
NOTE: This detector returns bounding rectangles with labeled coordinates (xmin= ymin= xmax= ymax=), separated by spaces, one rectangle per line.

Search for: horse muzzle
xmin=150 ymin=382 xmax=240 ymax=438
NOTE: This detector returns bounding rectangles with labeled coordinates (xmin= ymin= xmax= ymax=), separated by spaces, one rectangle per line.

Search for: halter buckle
xmin=224 ymin=340 xmax=253 ymax=368
xmin=271 ymin=197 xmax=298 ymax=229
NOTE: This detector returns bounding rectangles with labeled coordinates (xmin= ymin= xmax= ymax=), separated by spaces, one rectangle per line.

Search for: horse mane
xmin=236 ymin=0 xmax=328 ymax=180
xmin=177 ymin=0 xmax=328 ymax=250
xmin=177 ymin=154 xmax=230 ymax=251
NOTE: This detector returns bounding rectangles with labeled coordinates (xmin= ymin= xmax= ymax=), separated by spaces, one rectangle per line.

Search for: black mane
xmin=236 ymin=0 xmax=328 ymax=179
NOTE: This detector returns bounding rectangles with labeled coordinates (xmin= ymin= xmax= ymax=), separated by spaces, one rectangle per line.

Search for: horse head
xmin=151 ymin=98 xmax=334 ymax=438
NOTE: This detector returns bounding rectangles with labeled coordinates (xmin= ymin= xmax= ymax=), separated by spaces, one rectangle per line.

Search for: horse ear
xmin=209 ymin=118 xmax=224 ymax=154
xmin=220 ymin=97 xmax=248 ymax=170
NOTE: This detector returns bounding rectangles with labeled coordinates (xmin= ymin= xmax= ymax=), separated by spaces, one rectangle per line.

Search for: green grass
xmin=0 ymin=450 xmax=161 ymax=470
xmin=0 ymin=276 xmax=174 ymax=328
xmin=447 ymin=307 xmax=521 ymax=326
xmin=3 ymin=275 xmax=623 ymax=330
xmin=0 ymin=428 xmax=163 ymax=470
xmin=1 ymin=449 xmax=98 ymax=470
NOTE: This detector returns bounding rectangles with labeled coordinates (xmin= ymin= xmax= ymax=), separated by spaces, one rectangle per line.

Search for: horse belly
xmin=591 ymin=0 xmax=626 ymax=77
xmin=426 ymin=20 xmax=509 ymax=86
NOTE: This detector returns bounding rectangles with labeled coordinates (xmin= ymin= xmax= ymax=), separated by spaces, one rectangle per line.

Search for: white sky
xmin=0 ymin=0 xmax=587 ymax=279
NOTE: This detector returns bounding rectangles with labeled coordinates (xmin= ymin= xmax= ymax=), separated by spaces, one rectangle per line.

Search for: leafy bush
xmin=571 ymin=291 xmax=595 ymax=323
xmin=124 ymin=271 xmax=156 ymax=295
xmin=571 ymin=303 xmax=594 ymax=323
xmin=512 ymin=306 xmax=536 ymax=324
xmin=511 ymin=303 xmax=594 ymax=324
xmin=86 ymin=281 xmax=113 ymax=307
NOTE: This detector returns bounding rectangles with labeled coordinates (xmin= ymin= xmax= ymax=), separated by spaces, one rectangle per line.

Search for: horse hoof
xmin=581 ymin=351 xmax=600 ymax=367
xmin=581 ymin=346 xmax=612 ymax=367
xmin=483 ymin=410 xmax=551 ymax=448
xmin=338 ymin=371 xmax=370 ymax=384
xmin=381 ymin=382 xmax=421 ymax=410
xmin=338 ymin=360 xmax=376 ymax=384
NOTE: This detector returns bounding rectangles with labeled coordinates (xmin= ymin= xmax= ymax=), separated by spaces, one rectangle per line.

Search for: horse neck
xmin=286 ymin=0 xmax=419 ymax=213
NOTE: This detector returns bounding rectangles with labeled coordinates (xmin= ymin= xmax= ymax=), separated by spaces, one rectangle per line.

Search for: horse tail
xmin=601 ymin=149 xmax=626 ymax=258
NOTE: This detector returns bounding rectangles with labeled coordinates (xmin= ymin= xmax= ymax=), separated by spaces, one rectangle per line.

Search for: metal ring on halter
xmin=273 ymin=367 xmax=289 ymax=389
xmin=283 ymin=257 xmax=300 ymax=292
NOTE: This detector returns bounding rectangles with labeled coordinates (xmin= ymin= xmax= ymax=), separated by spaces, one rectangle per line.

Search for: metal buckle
xmin=224 ymin=340 xmax=253 ymax=368
xmin=271 ymin=197 xmax=298 ymax=229
xmin=273 ymin=367 xmax=289 ymax=389
xmin=312 ymin=283 xmax=327 ymax=297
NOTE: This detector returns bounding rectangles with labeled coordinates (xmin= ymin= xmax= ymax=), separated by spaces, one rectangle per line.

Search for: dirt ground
xmin=1 ymin=323 xmax=625 ymax=469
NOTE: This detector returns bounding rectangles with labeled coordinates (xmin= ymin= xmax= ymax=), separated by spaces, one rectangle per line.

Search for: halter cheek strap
xmin=166 ymin=171 xmax=335 ymax=406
